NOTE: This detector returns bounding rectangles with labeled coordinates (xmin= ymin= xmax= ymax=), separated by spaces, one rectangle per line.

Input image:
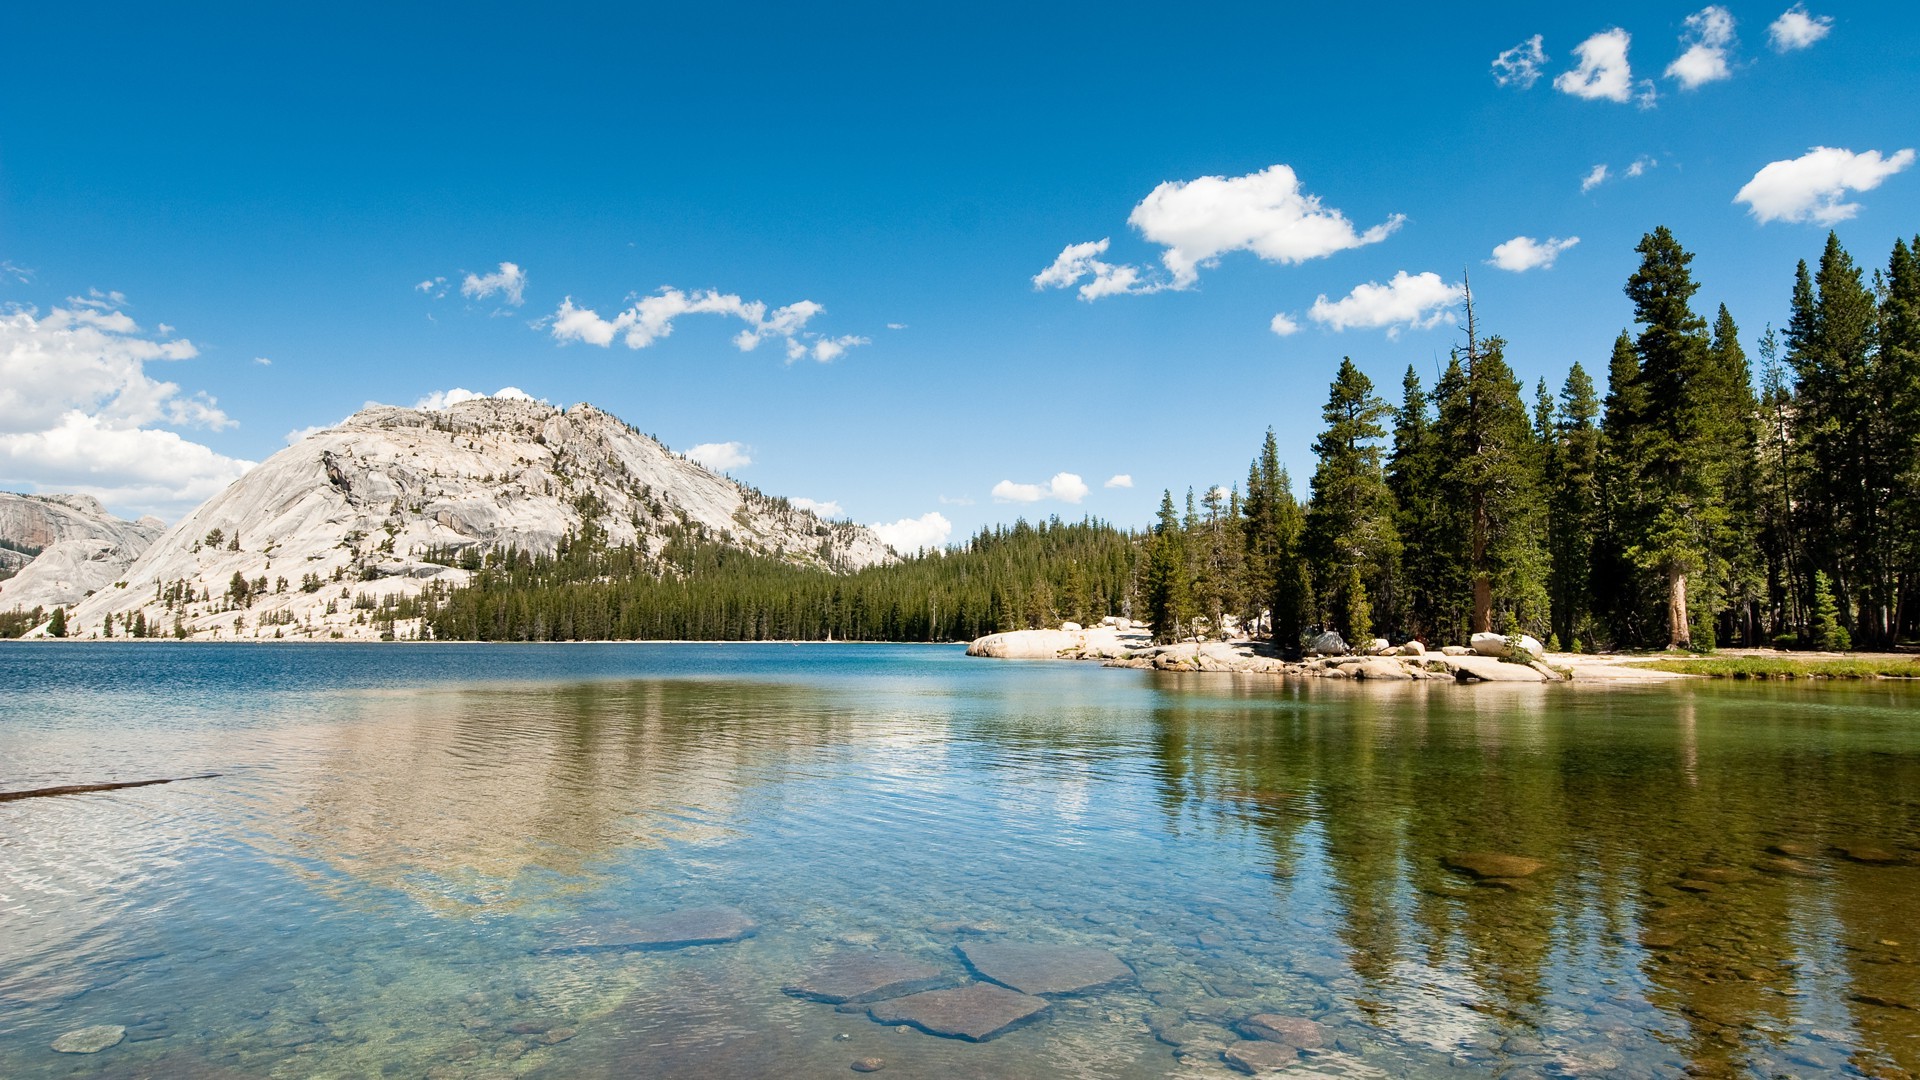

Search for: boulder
xmin=1060 ymin=621 xmax=1082 ymax=632
xmin=783 ymin=953 xmax=950 ymax=1005
xmin=1445 ymin=655 xmax=1551 ymax=682
xmin=958 ymin=942 xmax=1133 ymax=996
xmin=1366 ymin=637 xmax=1393 ymax=655
xmin=866 ymin=983 xmax=1048 ymax=1041
xmin=1470 ymin=632 xmax=1546 ymax=658
xmin=1352 ymin=658 xmax=1413 ymax=680
xmin=1440 ymin=645 xmax=1471 ymax=656
xmin=1398 ymin=641 xmax=1426 ymax=656
xmin=1443 ymin=852 xmax=1546 ymax=879
xmin=52 ymin=1026 xmax=126 ymax=1054
xmin=965 ymin=629 xmax=1079 ymax=659
xmin=1304 ymin=631 xmax=1348 ymax=656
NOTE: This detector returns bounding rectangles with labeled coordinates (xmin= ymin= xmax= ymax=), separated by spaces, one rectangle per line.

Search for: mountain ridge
xmin=33 ymin=397 xmax=894 ymax=639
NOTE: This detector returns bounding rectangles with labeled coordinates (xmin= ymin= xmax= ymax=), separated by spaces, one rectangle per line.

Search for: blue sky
xmin=1 ymin=1 xmax=1915 ymax=548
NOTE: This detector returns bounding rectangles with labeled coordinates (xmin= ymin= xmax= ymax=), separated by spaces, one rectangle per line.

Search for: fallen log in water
xmin=0 ymin=773 xmax=223 ymax=803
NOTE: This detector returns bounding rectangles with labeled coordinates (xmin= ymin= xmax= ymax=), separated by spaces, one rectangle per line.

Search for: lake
xmin=1 ymin=643 xmax=1917 ymax=1078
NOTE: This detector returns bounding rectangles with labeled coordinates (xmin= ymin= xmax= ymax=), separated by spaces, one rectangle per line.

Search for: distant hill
xmin=36 ymin=398 xmax=893 ymax=640
xmin=0 ymin=493 xmax=166 ymax=612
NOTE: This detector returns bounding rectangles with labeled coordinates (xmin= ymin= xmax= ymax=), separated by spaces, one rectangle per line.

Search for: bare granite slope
xmin=0 ymin=493 xmax=166 ymax=610
xmin=42 ymin=397 xmax=893 ymax=640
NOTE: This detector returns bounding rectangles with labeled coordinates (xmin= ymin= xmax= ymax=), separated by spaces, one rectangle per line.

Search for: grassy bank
xmin=1634 ymin=656 xmax=1920 ymax=680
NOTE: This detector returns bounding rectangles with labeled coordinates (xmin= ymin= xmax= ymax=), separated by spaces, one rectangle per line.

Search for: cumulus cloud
xmin=413 ymin=386 xmax=538 ymax=411
xmin=992 ymin=472 xmax=1089 ymax=504
xmin=1735 ymin=146 xmax=1916 ymax=225
xmin=0 ymin=297 xmax=251 ymax=518
xmin=415 ymin=276 xmax=448 ymax=299
xmin=791 ymin=497 xmax=843 ymax=518
xmin=1667 ymin=6 xmax=1737 ymax=89
xmin=547 ymin=287 xmax=864 ymax=363
xmin=460 ymin=262 xmax=527 ymax=307
xmin=1269 ymin=312 xmax=1301 ymax=337
xmin=1555 ymin=28 xmax=1653 ymax=106
xmin=871 ymin=511 xmax=952 ymax=554
xmin=1308 ymin=272 xmax=1465 ymax=337
xmin=1769 ymin=6 xmax=1831 ymax=51
xmin=1034 ymin=165 xmax=1402 ymax=299
xmin=1581 ymin=164 xmax=1612 ymax=193
xmin=1104 ymin=474 xmax=1133 ymax=489
xmin=1492 ymin=35 xmax=1548 ymax=88
xmin=685 ymin=441 xmax=752 ymax=472
xmin=1627 ymin=155 xmax=1656 ymax=178
xmin=1489 ymin=235 xmax=1580 ymax=272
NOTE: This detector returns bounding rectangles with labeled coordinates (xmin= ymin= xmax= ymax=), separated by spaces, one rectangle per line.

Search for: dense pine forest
xmin=418 ymin=226 xmax=1920 ymax=652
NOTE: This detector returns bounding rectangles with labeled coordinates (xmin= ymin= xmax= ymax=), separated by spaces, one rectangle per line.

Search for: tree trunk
xmin=1667 ymin=568 xmax=1690 ymax=649
xmin=1473 ymin=577 xmax=1492 ymax=635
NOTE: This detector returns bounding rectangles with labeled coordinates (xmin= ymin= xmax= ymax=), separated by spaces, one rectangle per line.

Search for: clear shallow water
xmin=1 ymin=644 xmax=1918 ymax=1079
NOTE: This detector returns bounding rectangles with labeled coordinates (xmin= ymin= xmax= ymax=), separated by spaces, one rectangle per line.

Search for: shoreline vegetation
xmin=9 ymin=227 xmax=1920 ymax=663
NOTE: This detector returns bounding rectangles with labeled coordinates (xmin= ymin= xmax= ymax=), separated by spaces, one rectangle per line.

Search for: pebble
xmin=851 ymin=1058 xmax=885 ymax=1072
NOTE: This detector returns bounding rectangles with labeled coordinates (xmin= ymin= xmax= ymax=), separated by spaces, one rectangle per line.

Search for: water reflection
xmin=1 ymin=647 xmax=1917 ymax=1079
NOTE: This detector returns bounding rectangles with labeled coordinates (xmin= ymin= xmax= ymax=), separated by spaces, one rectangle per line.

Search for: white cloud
xmin=1032 ymin=238 xmax=1162 ymax=301
xmin=1667 ymin=6 xmax=1737 ymax=89
xmin=1 ymin=260 xmax=32 ymax=284
xmin=791 ymin=497 xmax=843 ymax=518
xmin=1492 ymin=35 xmax=1548 ymax=88
xmin=1489 ymin=235 xmax=1580 ymax=272
xmin=685 ymin=441 xmax=752 ymax=472
xmin=1769 ymin=6 xmax=1831 ymax=51
xmin=284 ymin=423 xmax=334 ymax=445
xmin=253 ymin=356 xmax=272 ymax=366
xmin=1555 ymin=28 xmax=1640 ymax=104
xmin=547 ymin=287 xmax=862 ymax=362
xmin=1269 ymin=312 xmax=1301 ymax=336
xmin=992 ymin=472 xmax=1089 ymax=504
xmin=0 ymin=299 xmax=251 ymax=518
xmin=885 ymin=322 xmax=907 ymax=330
xmin=937 ymin=494 xmax=975 ymax=506
xmin=1104 ymin=474 xmax=1133 ymax=489
xmin=1308 ymin=272 xmax=1465 ymax=337
xmin=871 ymin=511 xmax=951 ymax=554
xmin=413 ymin=386 xmax=538 ymax=411
xmin=1582 ymin=157 xmax=1655 ymax=192
xmin=415 ymin=276 xmax=448 ymax=299
xmin=1034 ymin=165 xmax=1401 ymax=299
xmin=460 ymin=262 xmax=527 ymax=307
xmin=1735 ymin=146 xmax=1916 ymax=225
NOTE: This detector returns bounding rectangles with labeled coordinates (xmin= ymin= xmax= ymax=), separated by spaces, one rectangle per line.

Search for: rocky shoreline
xmin=964 ymin=622 xmax=1693 ymax=683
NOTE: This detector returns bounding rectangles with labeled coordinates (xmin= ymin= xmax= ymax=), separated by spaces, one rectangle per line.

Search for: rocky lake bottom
xmin=1 ymin=642 xmax=1918 ymax=1078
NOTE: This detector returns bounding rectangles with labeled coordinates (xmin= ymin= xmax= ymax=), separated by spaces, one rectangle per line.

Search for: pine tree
xmin=1430 ymin=299 xmax=1549 ymax=639
xmin=1548 ymin=362 xmax=1601 ymax=649
xmin=1387 ymin=366 xmax=1444 ymax=640
xmin=1305 ymin=358 xmax=1399 ymax=643
xmin=1810 ymin=570 xmax=1851 ymax=651
xmin=1145 ymin=490 xmax=1194 ymax=644
xmin=1620 ymin=226 xmax=1721 ymax=649
xmin=46 ymin=606 xmax=67 ymax=638
xmin=1785 ymin=234 xmax=1885 ymax=645
xmin=1878 ymin=236 xmax=1920 ymax=643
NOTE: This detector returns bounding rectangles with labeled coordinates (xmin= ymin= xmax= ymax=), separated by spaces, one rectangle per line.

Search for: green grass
xmin=1635 ymin=656 xmax=1920 ymax=679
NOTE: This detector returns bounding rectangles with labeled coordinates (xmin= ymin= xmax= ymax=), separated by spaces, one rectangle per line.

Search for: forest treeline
xmin=400 ymin=227 xmax=1920 ymax=651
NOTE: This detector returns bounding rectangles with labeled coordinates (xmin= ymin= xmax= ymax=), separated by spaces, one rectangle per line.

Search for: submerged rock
xmin=851 ymin=1057 xmax=886 ymax=1072
xmin=1241 ymin=1014 xmax=1325 ymax=1048
xmin=959 ymin=942 xmax=1133 ymax=996
xmin=52 ymin=1025 xmax=126 ymax=1054
xmin=1443 ymin=852 xmax=1546 ymax=880
xmin=558 ymin=906 xmax=756 ymax=950
xmin=1445 ymin=654 xmax=1553 ymax=682
xmin=1224 ymin=1039 xmax=1300 ymax=1074
xmin=867 ymin=983 xmax=1048 ymax=1041
xmin=783 ymin=953 xmax=950 ymax=1005
xmin=1837 ymin=845 xmax=1903 ymax=865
